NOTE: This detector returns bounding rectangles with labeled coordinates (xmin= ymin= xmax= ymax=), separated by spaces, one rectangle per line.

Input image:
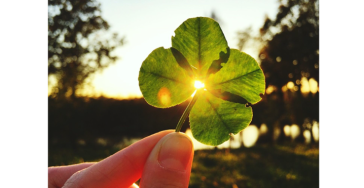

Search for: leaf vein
xmin=206 ymin=96 xmax=230 ymax=133
xmin=142 ymin=70 xmax=189 ymax=85
xmin=214 ymin=68 xmax=261 ymax=85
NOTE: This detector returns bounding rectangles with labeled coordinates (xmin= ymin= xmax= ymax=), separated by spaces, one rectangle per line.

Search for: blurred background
xmin=48 ymin=0 xmax=319 ymax=187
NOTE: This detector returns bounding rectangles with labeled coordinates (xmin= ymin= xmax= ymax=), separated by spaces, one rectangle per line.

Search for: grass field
xmin=49 ymin=142 xmax=319 ymax=188
xmin=190 ymin=143 xmax=319 ymax=188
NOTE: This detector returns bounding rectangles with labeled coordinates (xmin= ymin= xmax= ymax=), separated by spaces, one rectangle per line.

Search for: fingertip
xmin=158 ymin=132 xmax=194 ymax=172
xmin=139 ymin=132 xmax=194 ymax=188
xmin=59 ymin=130 xmax=175 ymax=188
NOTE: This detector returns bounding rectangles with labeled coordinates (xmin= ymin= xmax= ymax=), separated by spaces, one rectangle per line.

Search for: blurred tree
xmin=259 ymin=0 xmax=319 ymax=89
xmin=239 ymin=0 xmax=319 ymax=142
xmin=48 ymin=0 xmax=124 ymax=100
xmin=209 ymin=10 xmax=224 ymax=25
xmin=236 ymin=26 xmax=252 ymax=51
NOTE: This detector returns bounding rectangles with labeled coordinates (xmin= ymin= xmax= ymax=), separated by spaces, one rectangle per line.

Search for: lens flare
xmin=194 ymin=80 xmax=205 ymax=89
xmin=157 ymin=87 xmax=171 ymax=107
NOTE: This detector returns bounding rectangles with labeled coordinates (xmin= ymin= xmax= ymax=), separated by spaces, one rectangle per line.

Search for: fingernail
xmin=158 ymin=133 xmax=193 ymax=172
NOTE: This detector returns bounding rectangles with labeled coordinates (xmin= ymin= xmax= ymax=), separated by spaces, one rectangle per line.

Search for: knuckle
xmin=62 ymin=170 xmax=86 ymax=188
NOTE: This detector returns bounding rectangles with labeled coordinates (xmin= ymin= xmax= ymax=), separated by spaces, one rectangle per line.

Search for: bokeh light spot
xmin=287 ymin=81 xmax=294 ymax=90
xmin=303 ymin=130 xmax=311 ymax=144
xmin=312 ymin=121 xmax=319 ymax=142
xmin=284 ymin=125 xmax=291 ymax=136
xmin=301 ymin=77 xmax=310 ymax=94
xmin=293 ymin=60 xmax=298 ymax=65
xmin=290 ymin=124 xmax=300 ymax=140
xmin=276 ymin=56 xmax=281 ymax=62
xmin=259 ymin=123 xmax=268 ymax=135
xmin=309 ymin=78 xmax=318 ymax=94
xmin=242 ymin=125 xmax=259 ymax=148
xmin=266 ymin=85 xmax=275 ymax=94
xmin=157 ymin=87 xmax=171 ymax=107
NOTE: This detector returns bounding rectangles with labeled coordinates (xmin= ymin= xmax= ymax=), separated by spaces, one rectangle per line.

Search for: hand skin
xmin=48 ymin=130 xmax=194 ymax=188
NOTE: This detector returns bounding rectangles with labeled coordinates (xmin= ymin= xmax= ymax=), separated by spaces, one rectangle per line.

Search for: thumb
xmin=139 ymin=132 xmax=194 ymax=188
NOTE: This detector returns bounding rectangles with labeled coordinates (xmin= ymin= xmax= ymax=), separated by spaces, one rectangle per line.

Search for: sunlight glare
xmin=303 ymin=130 xmax=311 ymax=144
xmin=301 ymin=77 xmax=310 ymax=94
xmin=312 ymin=121 xmax=319 ymax=142
xmin=284 ymin=125 xmax=291 ymax=136
xmin=309 ymin=78 xmax=318 ymax=94
xmin=290 ymin=124 xmax=300 ymax=140
xmin=191 ymin=90 xmax=197 ymax=97
xmin=194 ymin=80 xmax=205 ymax=89
xmin=242 ymin=125 xmax=259 ymax=148
xmin=185 ymin=129 xmax=215 ymax=150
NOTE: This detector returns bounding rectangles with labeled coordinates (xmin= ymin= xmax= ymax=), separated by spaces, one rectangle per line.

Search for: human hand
xmin=48 ymin=130 xmax=194 ymax=188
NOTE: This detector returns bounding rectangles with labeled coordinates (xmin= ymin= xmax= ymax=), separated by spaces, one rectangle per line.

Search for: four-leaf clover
xmin=139 ymin=17 xmax=265 ymax=146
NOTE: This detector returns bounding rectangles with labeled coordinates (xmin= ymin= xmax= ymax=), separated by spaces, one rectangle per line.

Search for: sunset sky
xmin=67 ymin=0 xmax=280 ymax=99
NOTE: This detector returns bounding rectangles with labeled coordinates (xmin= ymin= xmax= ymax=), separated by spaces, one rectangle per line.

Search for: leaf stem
xmin=175 ymin=89 xmax=201 ymax=132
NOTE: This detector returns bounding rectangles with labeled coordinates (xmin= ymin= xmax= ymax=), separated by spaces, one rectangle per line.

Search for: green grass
xmin=49 ymin=143 xmax=318 ymax=188
xmin=190 ymin=143 xmax=319 ymax=188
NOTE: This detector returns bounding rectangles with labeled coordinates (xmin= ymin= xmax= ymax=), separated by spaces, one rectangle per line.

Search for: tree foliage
xmin=259 ymin=0 xmax=319 ymax=89
xmin=48 ymin=0 xmax=124 ymax=99
xmin=236 ymin=0 xmax=319 ymax=142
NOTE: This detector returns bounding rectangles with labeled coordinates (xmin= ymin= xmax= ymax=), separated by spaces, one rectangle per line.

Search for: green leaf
xmin=170 ymin=47 xmax=194 ymax=78
xmin=207 ymin=47 xmax=230 ymax=75
xmin=172 ymin=17 xmax=229 ymax=78
xmin=208 ymin=89 xmax=249 ymax=105
xmin=190 ymin=91 xmax=252 ymax=146
xmin=207 ymin=49 xmax=265 ymax=104
xmin=139 ymin=17 xmax=266 ymax=146
xmin=139 ymin=47 xmax=195 ymax=108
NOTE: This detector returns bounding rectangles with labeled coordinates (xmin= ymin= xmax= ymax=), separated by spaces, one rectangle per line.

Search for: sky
xmin=80 ymin=0 xmax=280 ymax=99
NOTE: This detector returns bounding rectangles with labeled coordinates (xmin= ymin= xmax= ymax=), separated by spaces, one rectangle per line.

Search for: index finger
xmin=62 ymin=130 xmax=173 ymax=188
xmin=48 ymin=162 xmax=95 ymax=188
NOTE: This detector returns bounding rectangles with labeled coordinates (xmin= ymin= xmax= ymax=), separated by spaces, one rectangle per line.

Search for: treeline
xmin=49 ymin=89 xmax=319 ymax=148
xmin=49 ymin=96 xmax=189 ymax=147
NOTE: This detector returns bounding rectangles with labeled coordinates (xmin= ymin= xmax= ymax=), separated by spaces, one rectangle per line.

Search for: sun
xmin=194 ymin=80 xmax=205 ymax=89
